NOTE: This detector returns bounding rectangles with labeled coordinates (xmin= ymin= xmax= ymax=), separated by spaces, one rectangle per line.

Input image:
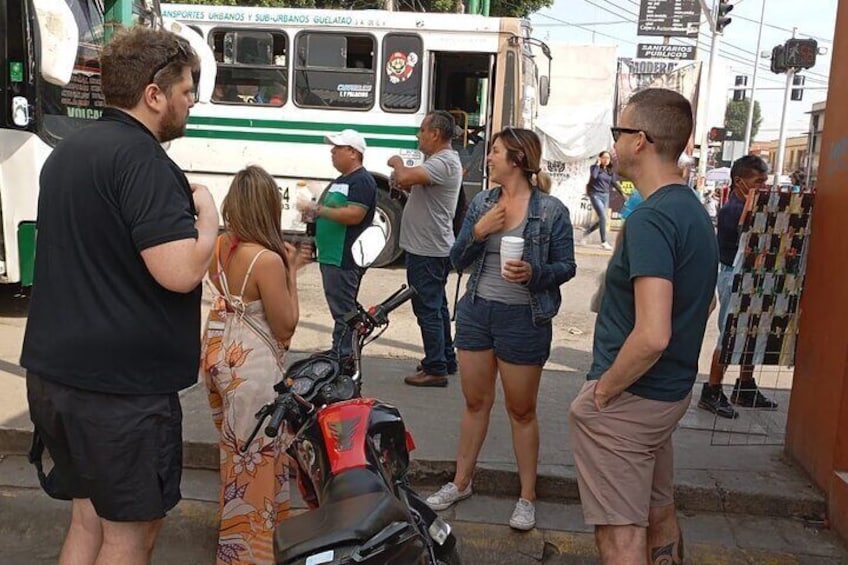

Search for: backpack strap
xmin=451 ymin=271 xmax=463 ymax=322
xmin=28 ymin=429 xmax=71 ymax=501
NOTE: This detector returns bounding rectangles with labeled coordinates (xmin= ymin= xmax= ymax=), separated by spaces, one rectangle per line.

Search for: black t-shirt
xmin=315 ymin=167 xmax=377 ymax=269
xmin=588 ymin=184 xmax=719 ymax=402
xmin=716 ymin=191 xmax=745 ymax=267
xmin=21 ymin=108 xmax=201 ymax=395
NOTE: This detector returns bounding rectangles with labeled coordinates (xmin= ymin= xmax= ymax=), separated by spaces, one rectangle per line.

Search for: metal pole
xmin=774 ymin=27 xmax=798 ymax=186
xmin=698 ymin=28 xmax=721 ymax=183
xmin=804 ymin=124 xmax=814 ymax=189
xmin=774 ymin=67 xmax=795 ymax=186
xmin=743 ymin=0 xmax=767 ymax=152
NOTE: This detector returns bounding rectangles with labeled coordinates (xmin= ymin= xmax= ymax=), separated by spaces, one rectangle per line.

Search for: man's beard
xmin=159 ymin=101 xmax=187 ymax=143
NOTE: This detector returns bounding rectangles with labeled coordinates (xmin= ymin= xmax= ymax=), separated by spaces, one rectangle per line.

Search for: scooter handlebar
xmin=264 ymin=396 xmax=288 ymax=438
xmin=370 ymin=285 xmax=416 ymax=324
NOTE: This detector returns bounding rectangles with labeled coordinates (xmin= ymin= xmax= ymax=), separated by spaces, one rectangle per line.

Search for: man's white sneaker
xmin=509 ymin=498 xmax=536 ymax=531
xmin=425 ymin=482 xmax=472 ymax=511
xmin=600 ymin=241 xmax=613 ymax=251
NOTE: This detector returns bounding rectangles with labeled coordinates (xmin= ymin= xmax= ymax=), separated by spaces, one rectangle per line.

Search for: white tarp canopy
xmin=533 ymin=43 xmax=618 ymax=163
xmin=531 ymin=43 xmax=618 ymax=226
xmin=536 ymin=104 xmax=614 ymax=163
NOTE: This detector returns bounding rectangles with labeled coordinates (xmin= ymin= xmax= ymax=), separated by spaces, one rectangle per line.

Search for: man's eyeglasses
xmin=610 ymin=127 xmax=654 ymax=144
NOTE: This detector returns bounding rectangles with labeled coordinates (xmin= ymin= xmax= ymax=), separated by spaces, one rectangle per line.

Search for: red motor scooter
xmin=244 ymin=285 xmax=461 ymax=565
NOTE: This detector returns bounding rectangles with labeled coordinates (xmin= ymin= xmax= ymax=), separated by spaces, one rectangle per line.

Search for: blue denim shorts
xmin=455 ymin=295 xmax=552 ymax=366
xmin=716 ymin=263 xmax=735 ymax=337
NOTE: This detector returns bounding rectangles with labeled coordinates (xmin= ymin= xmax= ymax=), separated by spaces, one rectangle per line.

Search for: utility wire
xmin=570 ymin=0 xmax=831 ymax=83
xmin=732 ymin=13 xmax=833 ymax=44
xmin=534 ymin=20 xmax=633 ymax=26
xmin=535 ymin=10 xmax=640 ymax=45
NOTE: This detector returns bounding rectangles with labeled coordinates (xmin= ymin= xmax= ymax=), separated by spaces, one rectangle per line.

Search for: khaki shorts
xmin=569 ymin=380 xmax=691 ymax=527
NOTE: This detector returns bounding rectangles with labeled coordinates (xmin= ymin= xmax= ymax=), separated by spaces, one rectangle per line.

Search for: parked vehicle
xmin=162 ymin=2 xmax=550 ymax=267
xmin=244 ymin=229 xmax=460 ymax=565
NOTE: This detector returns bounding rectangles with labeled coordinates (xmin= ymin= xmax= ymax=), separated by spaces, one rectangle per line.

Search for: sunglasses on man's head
xmin=610 ymin=127 xmax=655 ymax=144
xmin=149 ymin=40 xmax=192 ymax=85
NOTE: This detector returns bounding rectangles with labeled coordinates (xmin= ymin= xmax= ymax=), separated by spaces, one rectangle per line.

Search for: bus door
xmin=429 ymin=51 xmax=494 ymax=201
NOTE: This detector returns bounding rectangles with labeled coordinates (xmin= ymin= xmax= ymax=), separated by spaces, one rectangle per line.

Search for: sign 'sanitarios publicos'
xmin=636 ymin=43 xmax=697 ymax=60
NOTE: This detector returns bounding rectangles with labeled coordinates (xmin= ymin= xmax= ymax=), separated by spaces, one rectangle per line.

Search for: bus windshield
xmin=38 ymin=0 xmax=156 ymax=144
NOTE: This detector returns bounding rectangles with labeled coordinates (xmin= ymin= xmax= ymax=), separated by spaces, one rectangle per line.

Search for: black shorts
xmin=26 ymin=371 xmax=183 ymax=522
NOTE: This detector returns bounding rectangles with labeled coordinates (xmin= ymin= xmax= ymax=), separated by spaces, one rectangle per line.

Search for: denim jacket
xmin=450 ymin=187 xmax=577 ymax=325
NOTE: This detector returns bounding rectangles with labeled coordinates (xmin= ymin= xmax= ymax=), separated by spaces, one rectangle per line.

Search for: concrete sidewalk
xmin=0 ymin=353 xmax=824 ymax=520
xmin=0 ymin=244 xmax=826 ymax=527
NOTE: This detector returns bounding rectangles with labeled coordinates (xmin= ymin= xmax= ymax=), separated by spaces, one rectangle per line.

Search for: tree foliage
xmin=724 ymin=99 xmax=762 ymax=141
xmin=178 ymin=0 xmax=552 ymax=18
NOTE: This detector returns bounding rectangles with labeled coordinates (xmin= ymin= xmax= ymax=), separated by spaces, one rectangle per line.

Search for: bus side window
xmin=380 ymin=34 xmax=422 ymax=113
xmin=210 ymin=29 xmax=288 ymax=107
xmin=294 ymin=32 xmax=375 ymax=110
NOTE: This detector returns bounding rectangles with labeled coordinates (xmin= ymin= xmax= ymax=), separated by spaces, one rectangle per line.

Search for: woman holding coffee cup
xmin=424 ymin=127 xmax=576 ymax=531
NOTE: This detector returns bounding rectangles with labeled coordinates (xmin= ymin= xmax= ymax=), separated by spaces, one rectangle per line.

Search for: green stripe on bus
xmin=185 ymin=128 xmax=419 ymax=149
xmin=18 ymin=222 xmax=36 ymax=287
xmin=187 ymin=116 xmax=419 ymax=136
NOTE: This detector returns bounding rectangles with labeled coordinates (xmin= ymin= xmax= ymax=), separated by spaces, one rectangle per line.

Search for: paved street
xmin=0 ymin=241 xmax=843 ymax=562
xmin=1 ymin=454 xmax=846 ymax=564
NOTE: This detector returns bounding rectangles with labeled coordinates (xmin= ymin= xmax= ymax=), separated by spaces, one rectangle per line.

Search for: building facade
xmin=807 ymin=101 xmax=826 ymax=188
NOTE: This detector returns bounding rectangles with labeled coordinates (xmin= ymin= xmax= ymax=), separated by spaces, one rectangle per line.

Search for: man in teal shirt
xmin=304 ymin=129 xmax=376 ymax=358
xmin=570 ymin=89 xmax=718 ymax=564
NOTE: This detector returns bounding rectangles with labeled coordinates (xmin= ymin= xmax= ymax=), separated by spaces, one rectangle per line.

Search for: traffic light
xmin=784 ymin=38 xmax=818 ymax=69
xmin=791 ymin=74 xmax=805 ymax=101
xmin=709 ymin=127 xmax=727 ymax=142
xmin=716 ymin=0 xmax=733 ymax=33
xmin=771 ymin=45 xmax=787 ymax=74
xmin=733 ymin=75 xmax=748 ymax=101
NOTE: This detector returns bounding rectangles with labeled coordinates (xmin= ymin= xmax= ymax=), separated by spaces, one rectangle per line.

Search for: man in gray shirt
xmin=388 ymin=111 xmax=462 ymax=387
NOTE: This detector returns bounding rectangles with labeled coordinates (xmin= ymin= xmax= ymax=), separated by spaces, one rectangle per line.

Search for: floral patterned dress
xmin=201 ymin=245 xmax=291 ymax=565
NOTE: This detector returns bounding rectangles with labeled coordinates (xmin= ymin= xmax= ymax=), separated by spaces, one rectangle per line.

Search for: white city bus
xmin=163 ymin=3 xmax=550 ymax=265
xmin=0 ymin=0 xmax=548 ymax=287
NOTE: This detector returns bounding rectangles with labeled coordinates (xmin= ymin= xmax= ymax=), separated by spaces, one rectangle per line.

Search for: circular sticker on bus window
xmin=386 ymin=51 xmax=418 ymax=84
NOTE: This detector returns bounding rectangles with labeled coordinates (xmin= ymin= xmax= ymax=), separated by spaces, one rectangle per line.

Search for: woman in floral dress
xmin=201 ymin=166 xmax=309 ymax=564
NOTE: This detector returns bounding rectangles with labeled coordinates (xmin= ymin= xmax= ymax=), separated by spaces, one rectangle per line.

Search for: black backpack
xmin=452 ymin=185 xmax=469 ymax=237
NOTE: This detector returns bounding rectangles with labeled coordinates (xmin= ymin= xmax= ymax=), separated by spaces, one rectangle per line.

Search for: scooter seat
xmin=274 ymin=490 xmax=411 ymax=563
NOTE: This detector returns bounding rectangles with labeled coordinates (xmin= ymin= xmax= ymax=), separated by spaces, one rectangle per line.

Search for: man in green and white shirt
xmin=305 ymin=129 xmax=377 ymax=358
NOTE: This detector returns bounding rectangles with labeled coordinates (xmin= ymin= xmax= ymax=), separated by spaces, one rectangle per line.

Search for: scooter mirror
xmin=351 ymin=225 xmax=387 ymax=268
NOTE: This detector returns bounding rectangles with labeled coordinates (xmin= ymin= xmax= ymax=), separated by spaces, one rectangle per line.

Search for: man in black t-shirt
xmin=302 ymin=129 xmax=376 ymax=359
xmin=20 ymin=28 xmax=218 ymax=563
xmin=569 ymin=89 xmax=718 ymax=564
xmin=699 ymin=155 xmax=777 ymax=420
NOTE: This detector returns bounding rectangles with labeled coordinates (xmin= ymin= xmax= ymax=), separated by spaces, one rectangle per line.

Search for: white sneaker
xmin=509 ymin=498 xmax=536 ymax=531
xmin=600 ymin=241 xmax=613 ymax=251
xmin=425 ymin=482 xmax=472 ymax=511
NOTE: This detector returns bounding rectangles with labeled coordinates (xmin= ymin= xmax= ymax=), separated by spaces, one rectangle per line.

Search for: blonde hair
xmin=492 ymin=127 xmax=552 ymax=194
xmin=221 ymin=166 xmax=291 ymax=283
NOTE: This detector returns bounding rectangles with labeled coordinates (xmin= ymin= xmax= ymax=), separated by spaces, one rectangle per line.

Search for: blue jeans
xmin=585 ymin=192 xmax=609 ymax=243
xmin=455 ymin=295 xmax=552 ymax=366
xmin=320 ymin=264 xmax=364 ymax=357
xmin=405 ymin=253 xmax=456 ymax=376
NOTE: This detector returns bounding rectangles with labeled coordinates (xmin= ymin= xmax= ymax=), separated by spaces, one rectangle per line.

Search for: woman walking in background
xmin=201 ymin=166 xmax=310 ymax=564
xmin=424 ymin=127 xmax=576 ymax=531
xmin=582 ymin=151 xmax=624 ymax=250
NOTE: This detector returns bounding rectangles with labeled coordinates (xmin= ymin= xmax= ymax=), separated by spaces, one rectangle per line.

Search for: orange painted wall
xmin=785 ymin=0 xmax=848 ymax=541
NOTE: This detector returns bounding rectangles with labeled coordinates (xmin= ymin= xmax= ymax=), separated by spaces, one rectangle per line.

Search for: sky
xmin=529 ymin=0 xmax=838 ymax=142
